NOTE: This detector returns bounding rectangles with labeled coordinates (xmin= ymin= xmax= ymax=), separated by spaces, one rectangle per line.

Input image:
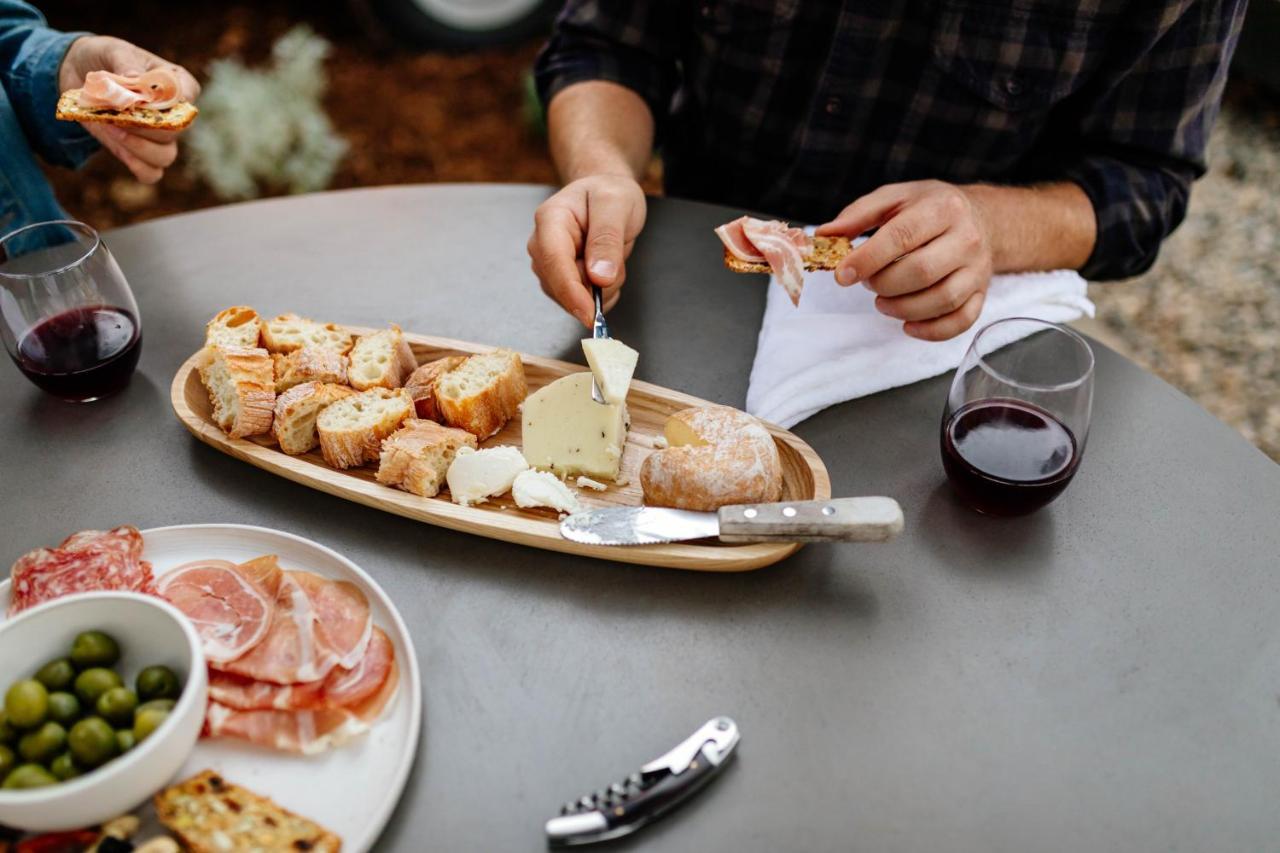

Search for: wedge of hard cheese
xmin=522 ymin=372 xmax=630 ymax=481
xmin=581 ymin=338 xmax=638 ymax=405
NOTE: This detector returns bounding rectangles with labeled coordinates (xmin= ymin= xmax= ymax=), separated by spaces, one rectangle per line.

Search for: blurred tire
xmin=370 ymin=0 xmax=559 ymax=48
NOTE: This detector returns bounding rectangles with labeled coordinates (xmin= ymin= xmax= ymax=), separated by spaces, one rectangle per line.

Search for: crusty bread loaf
xmin=56 ymin=90 xmax=198 ymax=130
xmin=273 ymin=382 xmax=355 ymax=455
xmin=273 ymin=346 xmax=349 ymax=393
xmin=204 ymin=306 xmax=261 ymax=349
xmin=376 ymin=419 xmax=477 ymax=497
xmin=155 ymin=769 xmax=339 ymax=853
xmin=316 ymin=387 xmax=413 ymax=469
xmin=435 ymin=349 xmax=527 ymax=439
xmin=348 ymin=325 xmax=417 ymax=391
xmin=261 ymin=313 xmax=353 ymax=355
xmin=197 ymin=345 xmax=275 ymax=439
xmin=640 ymin=405 xmax=783 ymax=511
xmin=723 ymin=235 xmax=852 ymax=274
xmin=404 ymin=355 xmax=467 ymax=421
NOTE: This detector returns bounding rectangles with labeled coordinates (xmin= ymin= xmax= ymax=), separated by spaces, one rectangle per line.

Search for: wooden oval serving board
xmin=170 ymin=328 xmax=830 ymax=571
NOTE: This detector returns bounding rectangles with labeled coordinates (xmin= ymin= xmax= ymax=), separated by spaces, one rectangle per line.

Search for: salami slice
xmin=8 ymin=526 xmax=152 ymax=615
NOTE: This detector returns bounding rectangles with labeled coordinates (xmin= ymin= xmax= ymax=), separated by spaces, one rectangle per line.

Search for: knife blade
xmin=560 ymin=497 xmax=903 ymax=545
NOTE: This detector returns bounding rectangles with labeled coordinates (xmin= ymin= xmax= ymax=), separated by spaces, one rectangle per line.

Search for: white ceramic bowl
xmin=0 ymin=592 xmax=207 ymax=831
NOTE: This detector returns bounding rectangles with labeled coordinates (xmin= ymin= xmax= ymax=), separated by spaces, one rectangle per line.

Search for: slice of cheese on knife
xmin=581 ymin=338 xmax=638 ymax=405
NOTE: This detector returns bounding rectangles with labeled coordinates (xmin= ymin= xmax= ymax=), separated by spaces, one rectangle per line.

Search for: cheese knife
xmin=560 ymin=497 xmax=904 ymax=546
xmin=589 ymin=284 xmax=608 ymax=404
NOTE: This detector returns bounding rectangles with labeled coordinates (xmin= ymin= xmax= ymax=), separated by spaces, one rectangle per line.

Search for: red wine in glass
xmin=941 ymin=318 xmax=1094 ymax=515
xmin=2 ymin=220 xmax=143 ymax=402
xmin=941 ymin=398 xmax=1080 ymax=516
xmin=12 ymin=305 xmax=142 ymax=402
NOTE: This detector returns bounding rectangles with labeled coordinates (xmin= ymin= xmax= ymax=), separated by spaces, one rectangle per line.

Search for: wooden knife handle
xmin=717 ymin=497 xmax=904 ymax=543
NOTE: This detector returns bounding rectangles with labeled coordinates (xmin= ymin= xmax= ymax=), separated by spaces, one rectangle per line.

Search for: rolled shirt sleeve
xmin=0 ymin=0 xmax=98 ymax=169
xmin=1060 ymin=0 xmax=1245 ymax=280
xmin=534 ymin=0 xmax=681 ymax=136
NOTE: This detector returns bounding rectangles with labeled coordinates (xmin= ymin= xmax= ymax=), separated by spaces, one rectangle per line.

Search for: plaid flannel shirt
xmin=535 ymin=0 xmax=1245 ymax=280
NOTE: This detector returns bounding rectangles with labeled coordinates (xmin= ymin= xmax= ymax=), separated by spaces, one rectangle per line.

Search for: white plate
xmin=0 ymin=524 xmax=422 ymax=853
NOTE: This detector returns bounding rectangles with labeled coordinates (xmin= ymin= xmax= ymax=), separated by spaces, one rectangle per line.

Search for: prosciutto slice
xmin=157 ymin=557 xmax=279 ymax=663
xmin=219 ymin=570 xmax=351 ymax=685
xmin=78 ymin=68 xmax=182 ymax=111
xmin=9 ymin=527 xmax=154 ymax=616
xmin=714 ymin=216 xmax=813 ymax=306
xmin=291 ymin=571 xmax=372 ymax=670
xmin=204 ymin=656 xmax=400 ymax=754
xmin=207 ymin=628 xmax=394 ymax=712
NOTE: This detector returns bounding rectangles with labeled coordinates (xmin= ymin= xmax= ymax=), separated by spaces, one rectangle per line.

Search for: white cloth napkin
xmin=746 ymin=259 xmax=1095 ymax=428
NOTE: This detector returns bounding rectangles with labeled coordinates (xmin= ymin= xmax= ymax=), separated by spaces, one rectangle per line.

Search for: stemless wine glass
xmin=0 ymin=220 xmax=142 ymax=402
xmin=941 ymin=317 xmax=1094 ymax=516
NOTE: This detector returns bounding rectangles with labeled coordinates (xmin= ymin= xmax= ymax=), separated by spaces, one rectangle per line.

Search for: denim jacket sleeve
xmin=0 ymin=0 xmax=98 ymax=168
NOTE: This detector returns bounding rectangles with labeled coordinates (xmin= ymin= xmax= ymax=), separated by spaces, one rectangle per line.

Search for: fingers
xmin=88 ymin=124 xmax=179 ymax=183
xmin=903 ymin=291 xmax=987 ymax=341
xmin=172 ymin=65 xmax=201 ymax=101
xmin=529 ymin=205 xmax=594 ymax=327
xmin=583 ymin=189 xmax=633 ymax=289
xmin=875 ymin=265 xmax=984 ymax=322
xmin=835 ymin=196 xmax=951 ymax=286
xmin=866 ymin=230 xmax=969 ymax=299
xmin=815 ymin=183 xmax=913 ymax=238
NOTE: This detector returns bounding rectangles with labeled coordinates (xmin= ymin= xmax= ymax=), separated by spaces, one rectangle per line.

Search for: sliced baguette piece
xmin=376 ymin=419 xmax=478 ymax=498
xmin=273 ymin=345 xmax=349 ymax=393
xmin=56 ymin=90 xmax=198 ymax=131
xmin=723 ymin=234 xmax=852 ymax=274
xmin=196 ymin=345 xmax=275 ymax=439
xmin=435 ymin=349 xmax=527 ymax=439
xmin=348 ymin=325 xmax=417 ymax=391
xmin=261 ymin=313 xmax=353 ymax=355
xmin=154 ymin=769 xmax=340 ymax=853
xmin=204 ymin=306 xmax=261 ymax=349
xmin=404 ymin=355 xmax=467 ymax=421
xmin=273 ymin=382 xmax=355 ymax=455
xmin=316 ymin=387 xmax=413 ymax=469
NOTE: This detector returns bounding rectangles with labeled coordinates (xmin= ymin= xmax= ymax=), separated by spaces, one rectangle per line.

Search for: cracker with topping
xmin=154 ymin=769 xmax=341 ymax=852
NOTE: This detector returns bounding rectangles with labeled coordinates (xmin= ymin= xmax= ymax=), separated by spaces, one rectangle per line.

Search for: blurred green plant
xmin=522 ymin=70 xmax=546 ymax=137
xmin=187 ymin=26 xmax=348 ymax=200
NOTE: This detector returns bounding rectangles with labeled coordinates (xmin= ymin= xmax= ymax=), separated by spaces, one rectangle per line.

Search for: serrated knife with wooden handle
xmin=560 ymin=497 xmax=904 ymax=546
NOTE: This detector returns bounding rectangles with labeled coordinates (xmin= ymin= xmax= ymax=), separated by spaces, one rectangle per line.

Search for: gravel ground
xmin=1089 ymin=81 xmax=1280 ymax=463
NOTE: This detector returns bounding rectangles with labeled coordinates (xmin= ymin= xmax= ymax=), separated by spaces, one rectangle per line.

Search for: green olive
xmin=49 ymin=751 xmax=80 ymax=781
xmin=70 ymin=630 xmax=120 ymax=669
xmin=95 ymin=687 xmax=138 ymax=727
xmin=136 ymin=698 xmax=176 ymax=716
xmin=3 ymin=763 xmax=57 ymax=789
xmin=135 ymin=665 xmax=182 ymax=702
xmin=73 ymin=667 xmax=122 ymax=706
xmin=132 ymin=708 xmax=169 ymax=743
xmin=67 ymin=717 xmax=117 ymax=767
xmin=4 ymin=679 xmax=49 ymax=729
xmin=115 ymin=728 xmax=136 ymax=753
xmin=34 ymin=658 xmax=76 ymax=692
xmin=0 ymin=744 xmax=14 ymax=780
xmin=0 ymin=710 xmax=15 ymax=745
xmin=17 ymin=721 xmax=66 ymax=764
xmin=47 ymin=691 xmax=81 ymax=726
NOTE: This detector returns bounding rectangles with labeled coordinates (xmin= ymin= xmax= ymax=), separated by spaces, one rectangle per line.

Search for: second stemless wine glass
xmin=940 ymin=318 xmax=1094 ymax=516
xmin=0 ymin=220 xmax=142 ymax=402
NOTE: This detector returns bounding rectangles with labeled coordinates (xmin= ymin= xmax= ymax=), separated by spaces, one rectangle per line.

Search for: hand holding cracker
xmin=56 ymin=35 xmax=200 ymax=184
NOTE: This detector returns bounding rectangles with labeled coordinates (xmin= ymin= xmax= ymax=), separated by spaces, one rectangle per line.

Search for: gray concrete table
xmin=3 ymin=185 xmax=1279 ymax=852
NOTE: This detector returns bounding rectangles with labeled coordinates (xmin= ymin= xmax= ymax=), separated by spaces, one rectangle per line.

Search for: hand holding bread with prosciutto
xmin=55 ymin=35 xmax=199 ymax=183
xmin=715 ymin=216 xmax=851 ymax=306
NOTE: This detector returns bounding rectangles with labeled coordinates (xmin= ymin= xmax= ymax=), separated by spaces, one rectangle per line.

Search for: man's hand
xmin=527 ymin=174 xmax=647 ymax=327
xmin=58 ymin=36 xmax=200 ymax=184
xmin=817 ymin=180 xmax=994 ymax=342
